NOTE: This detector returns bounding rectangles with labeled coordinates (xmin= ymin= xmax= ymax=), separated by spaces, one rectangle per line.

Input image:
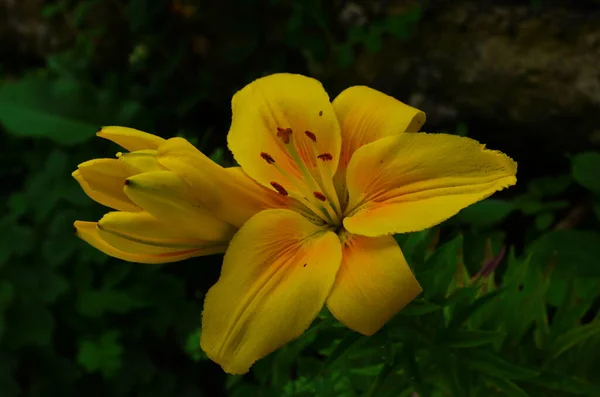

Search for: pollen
xmin=276 ymin=127 xmax=293 ymax=144
xmin=270 ymin=181 xmax=288 ymax=196
xmin=317 ymin=153 xmax=333 ymax=161
xmin=313 ymin=191 xmax=327 ymax=201
xmin=260 ymin=152 xmax=275 ymax=164
xmin=304 ymin=130 xmax=317 ymax=142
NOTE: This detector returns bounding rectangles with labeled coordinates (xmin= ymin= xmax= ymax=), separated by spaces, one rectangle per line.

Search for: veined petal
xmin=343 ymin=133 xmax=517 ymax=237
xmin=327 ymin=234 xmax=421 ymax=335
xmin=157 ymin=137 xmax=291 ymax=227
xmin=75 ymin=220 xmax=211 ymax=264
xmin=124 ymin=171 xmax=237 ymax=242
xmin=227 ymin=74 xmax=341 ymax=201
xmin=98 ymin=211 xmax=210 ymax=248
xmin=118 ymin=150 xmax=165 ymax=174
xmin=97 ymin=126 xmax=165 ymax=151
xmin=201 ymin=209 xmax=342 ymax=374
xmin=332 ymin=86 xmax=425 ymax=208
xmin=333 ymin=85 xmax=425 ymax=172
xmin=75 ymin=159 xmax=140 ymax=212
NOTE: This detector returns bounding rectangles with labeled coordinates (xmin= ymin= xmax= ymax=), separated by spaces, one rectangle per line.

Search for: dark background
xmin=1 ymin=1 xmax=599 ymax=396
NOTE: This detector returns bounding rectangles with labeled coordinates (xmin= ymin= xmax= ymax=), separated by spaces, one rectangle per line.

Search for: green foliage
xmin=572 ymin=152 xmax=600 ymax=194
xmin=1 ymin=0 xmax=599 ymax=396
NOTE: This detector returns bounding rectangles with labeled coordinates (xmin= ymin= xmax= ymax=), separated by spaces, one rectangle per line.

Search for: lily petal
xmin=97 ymin=126 xmax=165 ymax=151
xmin=118 ymin=150 xmax=165 ymax=174
xmin=98 ymin=211 xmax=211 ymax=248
xmin=74 ymin=159 xmax=140 ymax=212
xmin=333 ymin=85 xmax=425 ymax=173
xmin=332 ymin=86 xmax=425 ymax=209
xmin=327 ymin=234 xmax=422 ymax=335
xmin=75 ymin=220 xmax=210 ymax=264
xmin=124 ymin=171 xmax=237 ymax=242
xmin=344 ymin=133 xmax=517 ymax=237
xmin=157 ymin=137 xmax=291 ymax=227
xmin=201 ymin=209 xmax=342 ymax=374
xmin=227 ymin=73 xmax=341 ymax=199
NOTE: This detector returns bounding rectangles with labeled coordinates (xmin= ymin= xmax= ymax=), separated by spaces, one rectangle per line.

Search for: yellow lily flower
xmin=73 ymin=73 xmax=517 ymax=375
xmin=73 ymin=126 xmax=238 ymax=263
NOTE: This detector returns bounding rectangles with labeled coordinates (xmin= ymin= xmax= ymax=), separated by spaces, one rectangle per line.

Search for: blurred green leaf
xmin=395 ymin=229 xmax=434 ymax=267
xmin=528 ymin=175 xmax=572 ymax=197
xmin=448 ymin=288 xmax=505 ymax=329
xmin=77 ymin=330 xmax=123 ymax=378
xmin=529 ymin=230 xmax=600 ymax=277
xmin=399 ymin=299 xmax=441 ymax=316
xmin=572 ymin=152 xmax=600 ymax=194
xmin=184 ymin=328 xmax=207 ymax=362
xmin=467 ymin=351 xmax=539 ymax=379
xmin=484 ymin=376 xmax=530 ymax=397
xmin=321 ymin=332 xmax=364 ymax=372
xmin=419 ymin=235 xmax=462 ymax=300
xmin=547 ymin=322 xmax=600 ymax=360
xmin=0 ymin=76 xmax=147 ymax=145
xmin=0 ymin=77 xmax=98 ymax=145
xmin=535 ymin=212 xmax=554 ymax=230
xmin=454 ymin=199 xmax=515 ymax=227
xmin=78 ymin=289 xmax=149 ymax=317
xmin=444 ymin=330 xmax=506 ymax=348
xmin=529 ymin=371 xmax=600 ymax=395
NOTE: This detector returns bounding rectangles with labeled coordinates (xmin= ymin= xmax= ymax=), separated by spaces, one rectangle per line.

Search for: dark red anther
xmin=276 ymin=127 xmax=293 ymax=144
xmin=260 ymin=152 xmax=275 ymax=164
xmin=317 ymin=153 xmax=333 ymax=161
xmin=304 ymin=130 xmax=317 ymax=142
xmin=270 ymin=181 xmax=288 ymax=196
xmin=313 ymin=191 xmax=327 ymax=201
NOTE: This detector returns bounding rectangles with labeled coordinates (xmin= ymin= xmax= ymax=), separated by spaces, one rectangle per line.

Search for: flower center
xmin=259 ymin=127 xmax=343 ymax=226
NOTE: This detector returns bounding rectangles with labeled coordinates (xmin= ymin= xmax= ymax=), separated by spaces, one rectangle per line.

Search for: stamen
xmin=276 ymin=127 xmax=293 ymax=144
xmin=260 ymin=152 xmax=275 ymax=164
xmin=317 ymin=153 xmax=333 ymax=161
xmin=269 ymin=161 xmax=335 ymax=223
xmin=304 ymin=130 xmax=317 ymax=142
xmin=270 ymin=181 xmax=288 ymax=196
xmin=313 ymin=192 xmax=327 ymax=202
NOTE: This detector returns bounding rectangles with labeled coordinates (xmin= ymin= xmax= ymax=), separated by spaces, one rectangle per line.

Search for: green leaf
xmin=364 ymin=361 xmax=395 ymax=397
xmin=572 ymin=152 xmax=600 ymax=194
xmin=528 ymin=175 xmax=572 ymax=197
xmin=77 ymin=289 xmax=149 ymax=317
xmin=0 ymin=76 xmax=147 ymax=145
xmin=101 ymin=263 xmax=133 ymax=289
xmin=467 ymin=351 xmax=539 ymax=380
xmin=529 ymin=230 xmax=600 ymax=277
xmin=77 ymin=331 xmax=123 ymax=378
xmin=395 ymin=229 xmax=434 ymax=266
xmin=320 ymin=332 xmax=365 ymax=371
xmin=484 ymin=376 xmax=530 ymax=397
xmin=399 ymin=299 xmax=441 ymax=316
xmin=529 ymin=371 xmax=600 ymax=395
xmin=535 ymin=212 xmax=554 ymax=230
xmin=419 ymin=235 xmax=462 ymax=300
xmin=454 ymin=199 xmax=515 ymax=227
xmin=0 ymin=77 xmax=98 ymax=145
xmin=516 ymin=198 xmax=569 ymax=215
xmin=444 ymin=330 xmax=506 ymax=348
xmin=547 ymin=322 xmax=600 ymax=360
xmin=448 ymin=288 xmax=506 ymax=329
xmin=184 ymin=328 xmax=207 ymax=362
